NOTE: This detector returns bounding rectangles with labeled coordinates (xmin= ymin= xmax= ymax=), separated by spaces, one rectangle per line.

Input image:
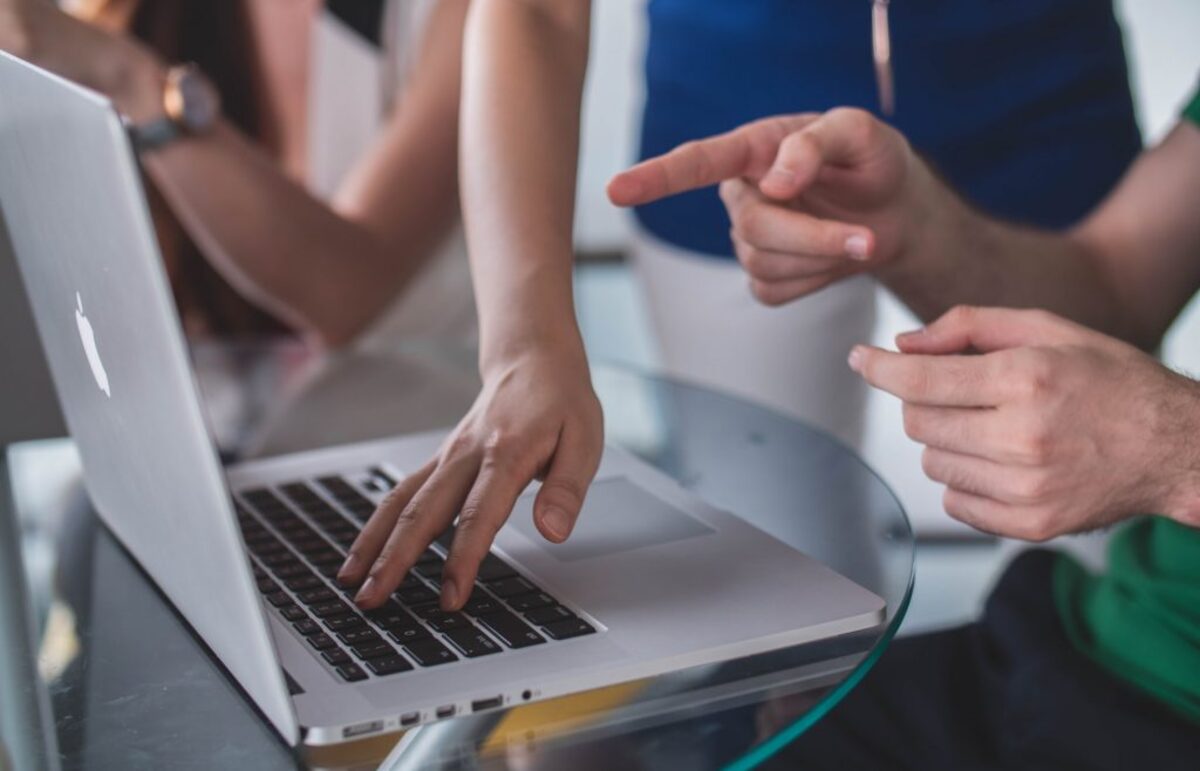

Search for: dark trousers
xmin=768 ymin=550 xmax=1200 ymax=770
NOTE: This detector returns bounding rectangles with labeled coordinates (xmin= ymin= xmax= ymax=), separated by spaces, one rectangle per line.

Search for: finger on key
xmin=338 ymin=459 xmax=435 ymax=586
xmin=353 ymin=457 xmax=478 ymax=609
xmin=441 ymin=457 xmax=534 ymax=610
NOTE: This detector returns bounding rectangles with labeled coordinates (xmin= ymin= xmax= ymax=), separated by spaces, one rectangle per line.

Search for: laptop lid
xmin=0 ymin=53 xmax=298 ymax=744
xmin=0 ymin=207 xmax=66 ymax=445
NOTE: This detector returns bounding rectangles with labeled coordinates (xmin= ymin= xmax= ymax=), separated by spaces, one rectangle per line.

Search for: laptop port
xmin=471 ymin=696 xmax=503 ymax=713
xmin=435 ymin=705 xmax=456 ymax=719
xmin=342 ymin=720 xmax=383 ymax=739
xmin=400 ymin=712 xmax=421 ymax=727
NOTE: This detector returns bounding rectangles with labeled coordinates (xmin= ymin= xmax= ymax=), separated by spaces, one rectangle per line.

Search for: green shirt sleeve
xmin=1185 ymin=85 xmax=1200 ymax=126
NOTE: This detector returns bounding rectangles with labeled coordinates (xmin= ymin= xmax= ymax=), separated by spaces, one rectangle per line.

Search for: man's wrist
xmin=1160 ymin=374 xmax=1200 ymax=529
xmin=873 ymin=153 xmax=966 ymax=286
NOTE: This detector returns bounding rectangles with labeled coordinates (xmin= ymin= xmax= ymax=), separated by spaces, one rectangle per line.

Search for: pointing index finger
xmin=607 ymin=115 xmax=817 ymax=207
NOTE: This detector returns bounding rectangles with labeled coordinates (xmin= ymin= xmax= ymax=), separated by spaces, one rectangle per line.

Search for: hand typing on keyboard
xmin=336 ymin=351 xmax=604 ymax=611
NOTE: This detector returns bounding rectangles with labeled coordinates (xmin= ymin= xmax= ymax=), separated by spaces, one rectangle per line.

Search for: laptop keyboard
xmin=235 ymin=469 xmax=596 ymax=683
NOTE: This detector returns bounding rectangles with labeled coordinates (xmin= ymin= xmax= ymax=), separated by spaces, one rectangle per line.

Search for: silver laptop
xmin=0 ymin=52 xmax=884 ymax=747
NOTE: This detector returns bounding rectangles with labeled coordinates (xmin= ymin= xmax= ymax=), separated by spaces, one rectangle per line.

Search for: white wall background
xmin=573 ymin=0 xmax=1200 ymax=536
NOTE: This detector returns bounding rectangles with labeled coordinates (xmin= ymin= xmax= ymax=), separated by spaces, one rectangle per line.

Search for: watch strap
xmin=129 ymin=116 xmax=183 ymax=153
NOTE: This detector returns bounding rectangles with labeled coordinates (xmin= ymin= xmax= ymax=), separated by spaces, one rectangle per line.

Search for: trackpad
xmin=510 ymin=477 xmax=715 ymax=562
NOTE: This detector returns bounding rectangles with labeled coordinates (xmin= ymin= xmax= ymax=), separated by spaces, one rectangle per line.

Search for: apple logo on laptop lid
xmin=75 ymin=291 xmax=111 ymax=398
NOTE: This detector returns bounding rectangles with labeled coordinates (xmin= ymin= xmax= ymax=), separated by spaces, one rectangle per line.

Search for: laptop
xmin=0 ymin=52 xmax=884 ymax=747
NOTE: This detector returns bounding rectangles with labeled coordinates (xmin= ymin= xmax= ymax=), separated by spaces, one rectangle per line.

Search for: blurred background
xmin=568 ymin=0 xmax=1200 ymax=631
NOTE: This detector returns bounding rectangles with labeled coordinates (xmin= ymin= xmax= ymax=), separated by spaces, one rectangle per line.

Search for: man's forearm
xmin=460 ymin=0 xmax=591 ymax=372
xmin=876 ymin=160 xmax=1135 ymax=343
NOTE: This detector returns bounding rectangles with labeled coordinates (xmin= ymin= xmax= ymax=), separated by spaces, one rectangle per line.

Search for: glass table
xmin=0 ymin=342 xmax=913 ymax=770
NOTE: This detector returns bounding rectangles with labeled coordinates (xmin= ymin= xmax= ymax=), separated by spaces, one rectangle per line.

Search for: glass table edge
xmin=722 ymin=567 xmax=916 ymax=771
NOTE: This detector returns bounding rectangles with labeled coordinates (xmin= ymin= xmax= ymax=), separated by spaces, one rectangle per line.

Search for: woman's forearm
xmin=142 ymin=122 xmax=446 ymax=346
xmin=136 ymin=1 xmax=467 ymax=346
xmin=460 ymin=0 xmax=592 ymax=372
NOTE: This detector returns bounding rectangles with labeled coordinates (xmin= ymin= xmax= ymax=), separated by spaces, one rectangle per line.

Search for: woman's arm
xmin=4 ymin=0 xmax=469 ymax=346
xmin=145 ymin=0 xmax=472 ymax=346
xmin=338 ymin=0 xmax=605 ymax=612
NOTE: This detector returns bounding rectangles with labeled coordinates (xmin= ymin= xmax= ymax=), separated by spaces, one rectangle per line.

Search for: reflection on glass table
xmin=1 ymin=343 xmax=913 ymax=770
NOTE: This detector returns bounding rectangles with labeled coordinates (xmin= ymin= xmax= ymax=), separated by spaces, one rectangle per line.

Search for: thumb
xmin=532 ymin=428 xmax=600 ymax=544
xmin=759 ymin=108 xmax=888 ymax=200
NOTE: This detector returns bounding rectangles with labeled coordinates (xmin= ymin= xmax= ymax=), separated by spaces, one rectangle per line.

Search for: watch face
xmin=165 ymin=66 xmax=220 ymax=133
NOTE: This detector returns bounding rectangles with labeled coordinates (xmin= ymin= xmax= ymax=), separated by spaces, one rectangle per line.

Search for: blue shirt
xmin=636 ymin=0 xmax=1141 ymax=258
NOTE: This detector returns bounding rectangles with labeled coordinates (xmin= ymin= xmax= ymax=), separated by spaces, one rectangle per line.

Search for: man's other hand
xmin=850 ymin=306 xmax=1200 ymax=539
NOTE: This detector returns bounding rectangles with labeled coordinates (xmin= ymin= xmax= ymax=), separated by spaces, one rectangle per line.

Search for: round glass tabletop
xmin=0 ymin=342 xmax=913 ymax=770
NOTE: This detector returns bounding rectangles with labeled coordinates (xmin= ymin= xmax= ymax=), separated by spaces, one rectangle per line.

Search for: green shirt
xmin=1053 ymin=86 xmax=1200 ymax=724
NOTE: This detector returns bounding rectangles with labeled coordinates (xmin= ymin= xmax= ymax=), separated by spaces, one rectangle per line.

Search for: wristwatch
xmin=128 ymin=63 xmax=220 ymax=152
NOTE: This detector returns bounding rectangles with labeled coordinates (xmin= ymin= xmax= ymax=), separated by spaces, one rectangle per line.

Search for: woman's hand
xmin=0 ymin=0 xmax=164 ymax=121
xmin=339 ymin=344 xmax=604 ymax=610
xmin=609 ymin=108 xmax=933 ymax=306
xmin=850 ymin=306 xmax=1200 ymax=539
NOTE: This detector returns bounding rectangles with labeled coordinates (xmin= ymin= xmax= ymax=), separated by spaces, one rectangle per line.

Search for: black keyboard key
xmin=336 ymin=663 xmax=367 ymax=682
xmin=322 ymin=648 xmax=351 ymax=666
xmin=488 ymin=577 xmax=537 ymax=599
xmin=370 ymin=467 xmax=399 ymax=487
xmin=507 ymin=592 xmax=556 ymax=612
xmin=260 ymin=552 xmax=300 ymax=569
xmin=463 ymin=592 xmax=504 ymax=617
xmin=524 ymin=605 xmax=576 ymax=626
xmin=307 ymin=633 xmax=337 ymax=651
xmin=387 ymin=626 xmax=432 ymax=645
xmin=396 ymin=585 xmax=438 ymax=606
xmin=338 ymin=628 xmax=382 ymax=647
xmin=543 ymin=618 xmax=596 ymax=640
xmin=403 ymin=638 xmax=457 ymax=667
xmin=273 ymin=563 xmax=311 ymax=580
xmin=366 ymin=655 xmax=413 ymax=676
xmin=323 ymin=615 xmax=368 ymax=634
xmin=310 ymin=600 xmax=353 ymax=618
xmin=295 ymin=587 xmax=336 ymax=605
xmin=366 ymin=604 xmax=418 ymax=631
xmin=410 ymin=603 xmax=443 ymax=620
xmin=265 ymin=591 xmax=292 ymax=608
xmin=476 ymin=554 xmax=518 ymax=582
xmin=444 ymin=627 xmax=502 ymax=658
xmin=425 ymin=611 xmax=471 ymax=633
xmin=478 ymin=611 xmax=545 ymax=649
xmin=351 ymin=641 xmax=395 ymax=660
xmin=414 ymin=560 xmax=443 ymax=579
xmin=293 ymin=619 xmax=321 ymax=636
xmin=280 ymin=604 xmax=307 ymax=622
xmin=314 ymin=562 xmax=342 ymax=579
xmin=285 ymin=575 xmax=324 ymax=592
xmin=256 ymin=578 xmax=280 ymax=594
xmin=309 ymin=548 xmax=346 ymax=564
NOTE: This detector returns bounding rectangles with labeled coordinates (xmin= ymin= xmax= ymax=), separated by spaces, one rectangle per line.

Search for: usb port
xmin=471 ymin=696 xmax=503 ymax=713
xmin=400 ymin=712 xmax=421 ymax=727
xmin=435 ymin=705 xmax=456 ymax=719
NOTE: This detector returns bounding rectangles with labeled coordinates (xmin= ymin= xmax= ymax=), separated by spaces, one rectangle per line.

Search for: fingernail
xmin=542 ymin=506 xmax=571 ymax=541
xmin=441 ymin=579 xmax=459 ymax=610
xmin=847 ymin=346 xmax=865 ymax=373
xmin=845 ymin=234 xmax=870 ymax=261
xmin=896 ymin=328 xmax=925 ymax=344
xmin=337 ymin=553 xmax=360 ymax=584
xmin=763 ymin=166 xmax=796 ymax=190
xmin=354 ymin=576 xmax=377 ymax=605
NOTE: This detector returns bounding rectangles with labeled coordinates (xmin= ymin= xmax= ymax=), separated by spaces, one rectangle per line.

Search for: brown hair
xmin=82 ymin=0 xmax=287 ymax=338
